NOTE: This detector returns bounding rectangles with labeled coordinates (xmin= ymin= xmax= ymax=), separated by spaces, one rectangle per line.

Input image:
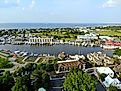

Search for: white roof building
xmin=77 ymin=33 xmax=98 ymax=40
xmin=103 ymin=75 xmax=121 ymax=89
xmin=96 ymin=67 xmax=114 ymax=77
xmin=99 ymin=36 xmax=112 ymax=40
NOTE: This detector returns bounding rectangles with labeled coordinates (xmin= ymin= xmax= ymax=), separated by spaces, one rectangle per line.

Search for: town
xmin=0 ymin=26 xmax=121 ymax=49
xmin=0 ymin=25 xmax=121 ymax=91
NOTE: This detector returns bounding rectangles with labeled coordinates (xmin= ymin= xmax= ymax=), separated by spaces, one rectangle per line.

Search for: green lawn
xmin=32 ymin=31 xmax=78 ymax=41
xmin=16 ymin=57 xmax=24 ymax=64
xmin=25 ymin=56 xmax=37 ymax=62
xmin=96 ymin=30 xmax=121 ymax=36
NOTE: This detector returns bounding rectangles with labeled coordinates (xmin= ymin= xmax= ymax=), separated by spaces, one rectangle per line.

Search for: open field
xmin=96 ymin=30 xmax=121 ymax=37
xmin=32 ymin=31 xmax=81 ymax=41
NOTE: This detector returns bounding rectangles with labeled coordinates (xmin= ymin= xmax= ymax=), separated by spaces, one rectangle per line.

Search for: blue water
xmin=0 ymin=23 xmax=120 ymax=29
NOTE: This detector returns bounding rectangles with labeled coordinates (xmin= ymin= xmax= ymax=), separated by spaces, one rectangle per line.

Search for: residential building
xmin=96 ymin=67 xmax=114 ymax=77
xmin=103 ymin=75 xmax=121 ymax=89
xmin=87 ymin=52 xmax=114 ymax=66
xmin=57 ymin=55 xmax=86 ymax=73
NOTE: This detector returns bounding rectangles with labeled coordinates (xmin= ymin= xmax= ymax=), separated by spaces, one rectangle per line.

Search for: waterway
xmin=0 ymin=44 xmax=113 ymax=56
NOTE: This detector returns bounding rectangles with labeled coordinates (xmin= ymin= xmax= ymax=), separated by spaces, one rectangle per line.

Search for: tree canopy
xmin=64 ymin=68 xmax=97 ymax=91
xmin=0 ymin=71 xmax=15 ymax=91
xmin=114 ymin=49 xmax=121 ymax=56
xmin=109 ymin=86 xmax=118 ymax=91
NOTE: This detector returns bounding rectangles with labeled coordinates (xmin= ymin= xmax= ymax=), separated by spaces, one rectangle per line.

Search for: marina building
xmin=76 ymin=33 xmax=98 ymax=42
xmin=27 ymin=36 xmax=53 ymax=44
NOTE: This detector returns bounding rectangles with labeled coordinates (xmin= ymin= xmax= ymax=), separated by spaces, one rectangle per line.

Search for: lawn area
xmin=16 ymin=57 xmax=24 ymax=64
xmin=96 ymin=30 xmax=121 ymax=36
xmin=0 ymin=58 xmax=14 ymax=68
xmin=25 ymin=56 xmax=37 ymax=62
xmin=37 ymin=57 xmax=55 ymax=63
xmin=32 ymin=31 xmax=78 ymax=41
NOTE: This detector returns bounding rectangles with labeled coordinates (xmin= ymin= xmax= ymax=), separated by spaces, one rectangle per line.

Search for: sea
xmin=0 ymin=23 xmax=121 ymax=29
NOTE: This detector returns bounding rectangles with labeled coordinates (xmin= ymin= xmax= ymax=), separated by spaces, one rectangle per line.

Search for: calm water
xmin=0 ymin=44 xmax=113 ymax=56
xmin=0 ymin=23 xmax=120 ymax=29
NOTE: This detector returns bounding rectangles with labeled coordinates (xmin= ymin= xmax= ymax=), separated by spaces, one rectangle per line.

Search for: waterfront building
xmin=77 ymin=33 xmax=98 ymax=40
xmin=27 ymin=36 xmax=53 ymax=44
xmin=0 ymin=37 xmax=5 ymax=44
xmin=99 ymin=36 xmax=112 ymax=40
xmin=76 ymin=33 xmax=98 ymax=42
xmin=105 ymin=39 xmax=121 ymax=46
xmin=87 ymin=52 xmax=114 ymax=66
xmin=11 ymin=36 xmax=24 ymax=44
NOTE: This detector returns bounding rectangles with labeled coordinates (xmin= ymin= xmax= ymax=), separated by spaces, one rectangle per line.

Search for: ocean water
xmin=0 ymin=23 xmax=120 ymax=29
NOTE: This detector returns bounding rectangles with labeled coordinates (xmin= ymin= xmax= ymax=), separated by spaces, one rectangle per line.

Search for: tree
xmin=109 ymin=86 xmax=118 ymax=91
xmin=114 ymin=49 xmax=121 ymax=56
xmin=31 ymin=69 xmax=50 ymax=91
xmin=98 ymin=73 xmax=107 ymax=81
xmin=11 ymin=76 xmax=31 ymax=91
xmin=64 ymin=68 xmax=97 ymax=91
xmin=0 ymin=71 xmax=15 ymax=91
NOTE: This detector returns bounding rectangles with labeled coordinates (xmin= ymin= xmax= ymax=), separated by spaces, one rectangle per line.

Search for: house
xmin=57 ymin=55 xmax=86 ymax=73
xmin=96 ymin=67 xmax=114 ymax=77
xmin=103 ymin=75 xmax=121 ymax=89
xmin=87 ymin=52 xmax=114 ymax=66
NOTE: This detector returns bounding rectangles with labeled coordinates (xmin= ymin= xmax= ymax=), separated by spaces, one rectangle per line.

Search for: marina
xmin=0 ymin=44 xmax=113 ymax=57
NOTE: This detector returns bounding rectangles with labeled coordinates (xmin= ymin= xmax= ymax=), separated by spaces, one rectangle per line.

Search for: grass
xmin=16 ymin=57 xmax=24 ymax=64
xmin=25 ymin=56 xmax=37 ymax=62
xmin=96 ymin=30 xmax=121 ymax=37
xmin=37 ymin=57 xmax=55 ymax=63
xmin=32 ymin=31 xmax=78 ymax=41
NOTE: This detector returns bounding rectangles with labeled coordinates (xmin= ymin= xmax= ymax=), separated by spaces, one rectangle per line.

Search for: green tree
xmin=0 ymin=71 xmax=15 ymax=91
xmin=114 ymin=49 xmax=121 ymax=56
xmin=11 ymin=76 xmax=31 ymax=91
xmin=109 ymin=86 xmax=118 ymax=91
xmin=64 ymin=68 xmax=97 ymax=91
xmin=31 ymin=69 xmax=50 ymax=91
xmin=98 ymin=73 xmax=107 ymax=81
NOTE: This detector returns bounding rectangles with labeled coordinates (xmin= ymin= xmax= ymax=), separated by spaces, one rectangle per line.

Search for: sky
xmin=0 ymin=0 xmax=121 ymax=23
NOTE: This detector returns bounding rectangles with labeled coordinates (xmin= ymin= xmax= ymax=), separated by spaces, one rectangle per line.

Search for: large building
xmin=57 ymin=55 xmax=86 ymax=73
xmin=76 ymin=33 xmax=98 ymax=43
xmin=27 ymin=36 xmax=53 ymax=44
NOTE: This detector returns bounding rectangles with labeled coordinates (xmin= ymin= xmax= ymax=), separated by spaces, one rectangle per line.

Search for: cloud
xmin=29 ymin=0 xmax=36 ymax=8
xmin=0 ymin=0 xmax=19 ymax=8
xmin=0 ymin=0 xmax=36 ymax=10
xmin=4 ymin=0 xmax=8 ymax=4
xmin=102 ymin=0 xmax=121 ymax=8
xmin=16 ymin=0 xmax=20 ymax=4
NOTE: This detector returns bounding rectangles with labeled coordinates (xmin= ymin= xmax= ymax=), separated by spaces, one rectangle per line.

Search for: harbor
xmin=0 ymin=44 xmax=113 ymax=57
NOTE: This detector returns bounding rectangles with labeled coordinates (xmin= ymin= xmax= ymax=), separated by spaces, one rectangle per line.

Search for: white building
xmin=103 ymin=75 xmax=121 ymax=89
xmin=77 ymin=33 xmax=98 ymax=41
xmin=99 ymin=36 xmax=112 ymax=40
xmin=96 ymin=67 xmax=114 ymax=77
xmin=28 ymin=36 xmax=53 ymax=44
